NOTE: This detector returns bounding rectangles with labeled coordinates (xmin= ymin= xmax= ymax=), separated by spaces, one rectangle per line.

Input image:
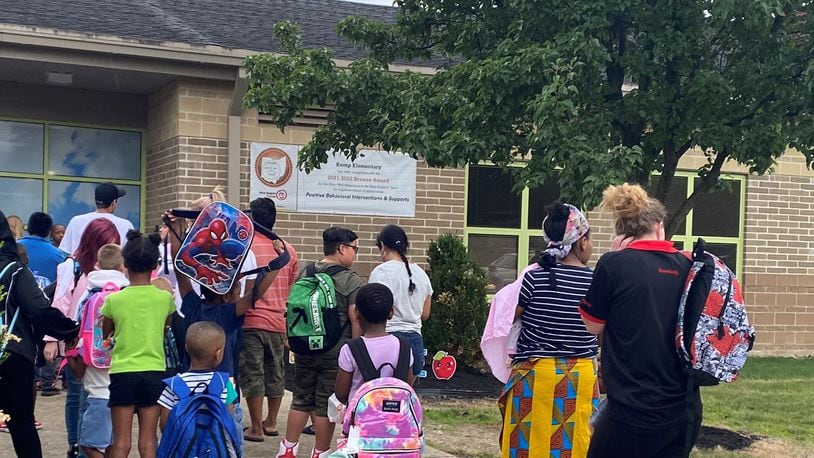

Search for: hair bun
xmin=125 ymin=229 xmax=142 ymax=241
xmin=601 ymin=183 xmax=650 ymax=219
xmin=147 ymin=232 xmax=162 ymax=246
xmin=544 ymin=201 xmax=571 ymax=222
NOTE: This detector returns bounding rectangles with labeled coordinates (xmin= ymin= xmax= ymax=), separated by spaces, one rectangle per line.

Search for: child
xmin=157 ymin=321 xmax=238 ymax=428
xmin=335 ymin=283 xmax=414 ymax=406
xmin=164 ymin=210 xmax=289 ymax=447
xmin=65 ymin=244 xmax=129 ymax=458
xmin=101 ymin=231 xmax=176 ymax=458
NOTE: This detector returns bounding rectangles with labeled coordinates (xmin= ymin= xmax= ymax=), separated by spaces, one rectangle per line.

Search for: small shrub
xmin=423 ymin=233 xmax=489 ymax=367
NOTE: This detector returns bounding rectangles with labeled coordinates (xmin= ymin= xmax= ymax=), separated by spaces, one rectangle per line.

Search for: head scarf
xmin=0 ymin=210 xmax=20 ymax=265
xmin=541 ymin=204 xmax=590 ymax=260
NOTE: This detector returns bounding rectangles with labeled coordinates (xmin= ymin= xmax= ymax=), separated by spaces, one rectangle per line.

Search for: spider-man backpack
xmin=676 ymin=238 xmax=755 ymax=385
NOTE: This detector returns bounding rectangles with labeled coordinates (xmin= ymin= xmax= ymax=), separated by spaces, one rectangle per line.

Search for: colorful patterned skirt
xmin=499 ymin=357 xmax=599 ymax=458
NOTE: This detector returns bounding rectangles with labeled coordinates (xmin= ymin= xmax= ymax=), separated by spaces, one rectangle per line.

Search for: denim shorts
xmin=79 ymin=397 xmax=112 ymax=451
xmin=391 ymin=331 xmax=425 ymax=376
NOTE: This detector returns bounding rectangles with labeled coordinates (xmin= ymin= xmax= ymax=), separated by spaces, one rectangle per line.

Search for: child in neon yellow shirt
xmin=102 ymin=230 xmax=175 ymax=458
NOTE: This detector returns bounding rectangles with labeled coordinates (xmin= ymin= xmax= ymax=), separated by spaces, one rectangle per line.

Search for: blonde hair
xmin=97 ymin=244 xmax=123 ymax=271
xmin=189 ymin=186 xmax=226 ymax=211
xmin=601 ymin=183 xmax=667 ymax=238
xmin=7 ymin=215 xmax=24 ymax=240
xmin=151 ymin=276 xmax=173 ymax=295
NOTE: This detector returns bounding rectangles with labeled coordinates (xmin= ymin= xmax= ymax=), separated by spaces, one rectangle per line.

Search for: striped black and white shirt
xmin=515 ymin=264 xmax=598 ymax=361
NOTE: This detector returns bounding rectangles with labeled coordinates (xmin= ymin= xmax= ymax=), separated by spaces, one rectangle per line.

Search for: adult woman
xmin=499 ymin=202 xmax=598 ymax=458
xmin=44 ymin=217 xmax=120 ymax=458
xmin=580 ymin=184 xmax=698 ymax=458
xmin=0 ymin=210 xmax=79 ymax=458
xmin=368 ymin=225 xmax=432 ymax=378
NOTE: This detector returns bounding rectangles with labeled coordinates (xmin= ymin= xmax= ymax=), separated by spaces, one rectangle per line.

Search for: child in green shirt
xmin=102 ymin=230 xmax=175 ymax=458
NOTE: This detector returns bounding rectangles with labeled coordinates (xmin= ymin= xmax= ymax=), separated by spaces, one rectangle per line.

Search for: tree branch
xmin=664 ymin=148 xmax=729 ymax=239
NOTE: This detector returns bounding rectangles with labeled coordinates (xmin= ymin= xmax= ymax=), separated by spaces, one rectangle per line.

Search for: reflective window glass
xmin=0 ymin=177 xmax=44 ymax=221
xmin=647 ymin=175 xmax=688 ymax=235
xmin=48 ymin=125 xmax=141 ymax=180
xmin=692 ymin=179 xmax=741 ymax=238
xmin=467 ymin=166 xmax=521 ymax=228
xmin=0 ymin=121 xmax=44 ymax=174
xmin=527 ymin=180 xmax=562 ymax=230
xmin=467 ymin=234 xmax=518 ymax=293
xmin=47 ymin=181 xmax=140 ymax=229
xmin=703 ymin=242 xmax=738 ymax=274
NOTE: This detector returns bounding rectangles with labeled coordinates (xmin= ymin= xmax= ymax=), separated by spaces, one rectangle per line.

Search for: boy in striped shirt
xmin=158 ymin=321 xmax=238 ymax=429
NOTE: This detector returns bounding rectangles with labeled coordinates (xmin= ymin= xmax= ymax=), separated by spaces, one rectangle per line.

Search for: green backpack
xmin=286 ymin=263 xmax=347 ymax=355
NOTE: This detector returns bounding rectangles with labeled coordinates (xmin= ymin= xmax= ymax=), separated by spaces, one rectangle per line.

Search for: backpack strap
xmin=348 ymin=338 xmax=381 ymax=382
xmin=165 ymin=375 xmax=192 ymax=400
xmin=323 ymin=264 xmax=348 ymax=277
xmin=393 ymin=335 xmax=412 ymax=383
xmin=207 ymin=372 xmax=227 ymax=397
xmin=305 ymin=262 xmax=318 ymax=277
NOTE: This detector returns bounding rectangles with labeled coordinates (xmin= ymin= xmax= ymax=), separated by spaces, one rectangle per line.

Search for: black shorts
xmin=108 ymin=371 xmax=165 ymax=408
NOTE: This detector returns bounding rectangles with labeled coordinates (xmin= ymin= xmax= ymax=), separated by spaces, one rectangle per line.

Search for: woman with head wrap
xmin=0 ymin=210 xmax=79 ymax=458
xmin=498 ymin=202 xmax=599 ymax=458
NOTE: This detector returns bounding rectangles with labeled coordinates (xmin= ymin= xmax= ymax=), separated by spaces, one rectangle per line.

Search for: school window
xmin=0 ymin=119 xmax=144 ymax=229
xmin=648 ymin=172 xmax=745 ymax=275
xmin=464 ymin=166 xmax=746 ymax=292
xmin=464 ymin=164 xmax=560 ymax=293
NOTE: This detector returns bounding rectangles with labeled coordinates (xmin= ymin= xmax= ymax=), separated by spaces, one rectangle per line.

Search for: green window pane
xmin=647 ymin=175 xmax=688 ymax=235
xmin=47 ymin=181 xmax=140 ymax=229
xmin=467 ymin=166 xmax=521 ymax=228
xmin=703 ymin=242 xmax=738 ymax=274
xmin=692 ymin=179 xmax=741 ymax=238
xmin=0 ymin=177 xmax=43 ymax=220
xmin=0 ymin=120 xmax=44 ymax=174
xmin=468 ymin=234 xmax=518 ymax=293
xmin=48 ymin=125 xmax=141 ymax=180
xmin=527 ymin=180 xmax=562 ymax=230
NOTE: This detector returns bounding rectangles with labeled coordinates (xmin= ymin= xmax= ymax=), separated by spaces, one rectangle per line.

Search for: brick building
xmin=1 ymin=0 xmax=812 ymax=355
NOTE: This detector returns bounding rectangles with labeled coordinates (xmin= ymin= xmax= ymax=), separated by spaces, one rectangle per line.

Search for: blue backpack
xmin=157 ymin=372 xmax=241 ymax=458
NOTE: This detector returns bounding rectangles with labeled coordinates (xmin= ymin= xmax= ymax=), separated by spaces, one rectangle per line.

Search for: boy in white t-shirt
xmin=64 ymin=244 xmax=129 ymax=458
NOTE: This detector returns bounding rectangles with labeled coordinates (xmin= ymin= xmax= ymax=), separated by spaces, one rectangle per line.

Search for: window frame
xmin=464 ymin=165 xmax=747 ymax=284
xmin=666 ymin=171 xmax=746 ymax=276
xmin=0 ymin=117 xmax=146 ymax=230
xmin=463 ymin=163 xmax=545 ymax=291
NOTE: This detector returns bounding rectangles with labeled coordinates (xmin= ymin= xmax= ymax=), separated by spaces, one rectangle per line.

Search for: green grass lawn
xmin=423 ymin=357 xmax=814 ymax=457
xmin=700 ymin=357 xmax=814 ymax=447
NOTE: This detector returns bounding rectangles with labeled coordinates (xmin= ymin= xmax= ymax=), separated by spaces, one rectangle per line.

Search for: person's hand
xmin=43 ymin=341 xmax=59 ymax=363
xmin=267 ymin=240 xmax=290 ymax=271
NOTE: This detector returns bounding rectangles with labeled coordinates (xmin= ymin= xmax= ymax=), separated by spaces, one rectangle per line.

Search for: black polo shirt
xmin=580 ymin=240 xmax=698 ymax=428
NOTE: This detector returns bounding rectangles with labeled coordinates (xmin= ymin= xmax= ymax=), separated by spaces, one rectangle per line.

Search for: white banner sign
xmin=249 ymin=144 xmax=417 ymax=217
xmin=250 ymin=143 xmax=299 ymax=210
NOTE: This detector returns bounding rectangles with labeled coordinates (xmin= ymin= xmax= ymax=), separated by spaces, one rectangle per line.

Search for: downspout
xmin=227 ymin=67 xmax=248 ymax=206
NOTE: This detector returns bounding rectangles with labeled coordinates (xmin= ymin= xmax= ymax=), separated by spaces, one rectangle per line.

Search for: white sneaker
xmin=277 ymin=440 xmax=298 ymax=458
xmin=311 ymin=449 xmax=331 ymax=458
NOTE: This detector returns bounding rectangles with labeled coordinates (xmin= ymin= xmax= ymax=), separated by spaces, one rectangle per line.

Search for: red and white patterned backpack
xmin=676 ymin=239 xmax=755 ymax=385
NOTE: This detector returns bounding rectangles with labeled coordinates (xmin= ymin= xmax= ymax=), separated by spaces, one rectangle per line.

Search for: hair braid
xmin=398 ymin=250 xmax=416 ymax=295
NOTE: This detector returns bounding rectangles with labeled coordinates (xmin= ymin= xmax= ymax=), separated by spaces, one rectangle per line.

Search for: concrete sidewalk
xmin=1 ymin=391 xmax=455 ymax=457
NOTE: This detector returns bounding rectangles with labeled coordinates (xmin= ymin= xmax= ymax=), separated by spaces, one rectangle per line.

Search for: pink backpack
xmin=78 ymin=282 xmax=120 ymax=369
xmin=338 ymin=336 xmax=423 ymax=457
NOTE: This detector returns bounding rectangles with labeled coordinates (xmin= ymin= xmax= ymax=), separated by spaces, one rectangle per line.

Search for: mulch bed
xmin=696 ymin=425 xmax=762 ymax=451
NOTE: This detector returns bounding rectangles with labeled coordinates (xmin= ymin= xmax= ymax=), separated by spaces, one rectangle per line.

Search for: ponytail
xmin=376 ymin=224 xmax=416 ymax=294
xmin=538 ymin=252 xmax=558 ymax=288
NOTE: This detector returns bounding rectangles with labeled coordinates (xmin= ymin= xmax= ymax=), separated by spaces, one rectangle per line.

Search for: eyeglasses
xmin=343 ymin=244 xmax=359 ymax=254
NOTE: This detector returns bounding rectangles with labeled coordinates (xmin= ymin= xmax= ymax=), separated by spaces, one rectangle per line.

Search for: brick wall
xmin=741 ymin=174 xmax=814 ymax=355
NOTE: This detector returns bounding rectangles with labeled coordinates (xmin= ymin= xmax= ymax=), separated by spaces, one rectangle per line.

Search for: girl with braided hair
xmin=369 ymin=225 xmax=433 ymax=379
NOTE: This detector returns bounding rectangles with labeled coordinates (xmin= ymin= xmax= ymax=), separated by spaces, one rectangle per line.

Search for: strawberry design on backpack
xmin=676 ymin=238 xmax=755 ymax=385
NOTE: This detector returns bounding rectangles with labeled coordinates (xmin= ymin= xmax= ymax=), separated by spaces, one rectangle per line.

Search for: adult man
xmin=277 ymin=227 xmax=364 ymax=458
xmin=50 ymin=224 xmax=65 ymax=247
xmin=17 ymin=212 xmax=67 ymax=284
xmin=240 ymin=198 xmax=299 ymax=443
xmin=59 ymin=182 xmax=134 ymax=254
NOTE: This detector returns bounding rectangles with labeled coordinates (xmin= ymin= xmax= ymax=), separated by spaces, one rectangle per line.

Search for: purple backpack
xmin=338 ymin=336 xmax=423 ymax=457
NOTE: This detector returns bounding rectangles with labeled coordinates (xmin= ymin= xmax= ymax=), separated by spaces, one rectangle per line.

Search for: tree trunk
xmin=664 ymin=150 xmax=729 ymax=239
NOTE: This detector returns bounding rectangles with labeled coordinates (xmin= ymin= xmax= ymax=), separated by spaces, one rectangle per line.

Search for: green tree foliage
xmin=244 ymin=1 xmax=814 ymax=237
xmin=422 ymin=234 xmax=488 ymax=366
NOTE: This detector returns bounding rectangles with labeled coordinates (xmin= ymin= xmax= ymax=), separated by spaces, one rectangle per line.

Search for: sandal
xmin=243 ymin=432 xmax=264 ymax=443
xmin=262 ymin=420 xmax=279 ymax=437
